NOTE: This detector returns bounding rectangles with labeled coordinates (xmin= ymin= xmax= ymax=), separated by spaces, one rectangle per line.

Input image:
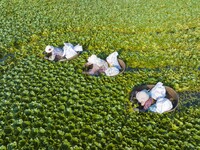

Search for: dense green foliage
xmin=0 ymin=0 xmax=200 ymax=149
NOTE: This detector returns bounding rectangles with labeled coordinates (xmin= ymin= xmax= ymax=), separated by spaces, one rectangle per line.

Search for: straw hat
xmin=136 ymin=89 xmax=150 ymax=106
xmin=45 ymin=45 xmax=54 ymax=53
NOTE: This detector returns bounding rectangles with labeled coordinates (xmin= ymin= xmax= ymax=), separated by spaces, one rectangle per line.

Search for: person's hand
xmin=144 ymin=98 xmax=153 ymax=110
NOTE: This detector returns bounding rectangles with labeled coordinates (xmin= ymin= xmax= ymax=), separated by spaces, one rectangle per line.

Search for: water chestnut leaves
xmin=0 ymin=0 xmax=200 ymax=149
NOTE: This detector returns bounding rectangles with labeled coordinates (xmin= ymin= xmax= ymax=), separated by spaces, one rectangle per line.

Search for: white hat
xmin=136 ymin=89 xmax=150 ymax=106
xmin=45 ymin=45 xmax=54 ymax=53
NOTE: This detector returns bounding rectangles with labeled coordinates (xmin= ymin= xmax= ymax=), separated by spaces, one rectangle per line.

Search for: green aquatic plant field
xmin=0 ymin=0 xmax=200 ymax=149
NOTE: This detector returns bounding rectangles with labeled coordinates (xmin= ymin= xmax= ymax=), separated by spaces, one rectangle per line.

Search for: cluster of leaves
xmin=0 ymin=0 xmax=199 ymax=91
xmin=0 ymin=0 xmax=200 ymax=149
xmin=0 ymin=56 xmax=200 ymax=149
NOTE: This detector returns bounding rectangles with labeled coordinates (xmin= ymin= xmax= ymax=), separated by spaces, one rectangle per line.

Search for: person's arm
xmin=48 ymin=55 xmax=55 ymax=61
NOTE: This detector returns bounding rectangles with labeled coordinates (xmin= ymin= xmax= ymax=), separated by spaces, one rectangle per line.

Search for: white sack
xmin=73 ymin=44 xmax=83 ymax=52
xmin=63 ymin=43 xmax=78 ymax=59
xmin=106 ymin=52 xmax=121 ymax=70
xmin=149 ymin=98 xmax=173 ymax=114
xmin=105 ymin=67 xmax=120 ymax=76
xmin=156 ymin=98 xmax=173 ymax=113
xmin=87 ymin=55 xmax=108 ymax=69
xmin=150 ymin=82 xmax=166 ymax=100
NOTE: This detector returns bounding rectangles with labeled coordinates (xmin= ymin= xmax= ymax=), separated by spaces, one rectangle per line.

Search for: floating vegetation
xmin=0 ymin=0 xmax=200 ymax=149
xmin=0 ymin=56 xmax=200 ymax=149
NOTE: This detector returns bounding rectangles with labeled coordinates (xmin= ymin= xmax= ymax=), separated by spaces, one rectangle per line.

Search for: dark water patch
xmin=125 ymin=66 xmax=179 ymax=73
xmin=126 ymin=65 xmax=200 ymax=73
xmin=178 ymin=91 xmax=200 ymax=108
xmin=0 ymin=54 xmax=15 ymax=63
xmin=166 ymin=26 xmax=198 ymax=34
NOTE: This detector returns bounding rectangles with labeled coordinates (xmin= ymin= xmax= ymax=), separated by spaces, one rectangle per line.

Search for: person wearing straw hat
xmin=43 ymin=43 xmax=83 ymax=61
xmin=136 ymin=89 xmax=153 ymax=110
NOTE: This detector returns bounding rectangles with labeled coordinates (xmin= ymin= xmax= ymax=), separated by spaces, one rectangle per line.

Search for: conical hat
xmin=136 ymin=89 xmax=150 ymax=106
